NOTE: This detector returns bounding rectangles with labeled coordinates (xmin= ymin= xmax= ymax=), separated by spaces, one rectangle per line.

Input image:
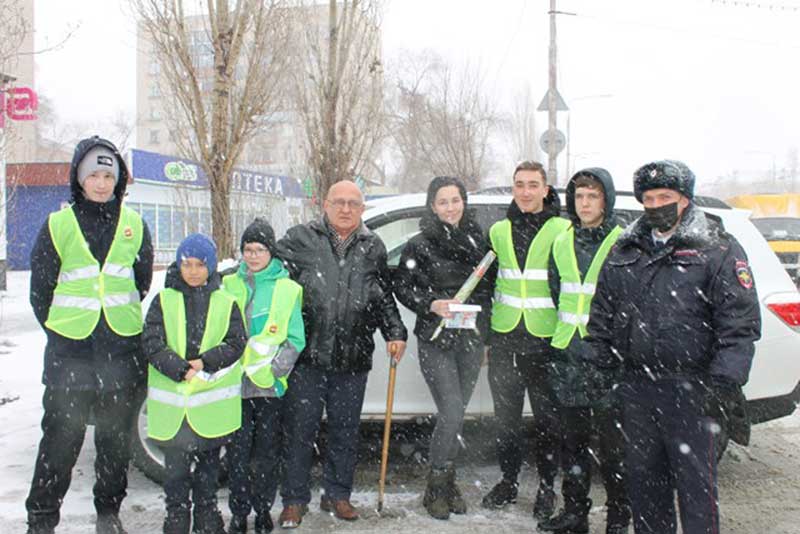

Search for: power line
xmin=709 ymin=0 xmax=800 ymax=11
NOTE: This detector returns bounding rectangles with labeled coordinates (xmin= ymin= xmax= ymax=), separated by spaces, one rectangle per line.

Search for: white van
xmin=130 ymin=190 xmax=800 ymax=481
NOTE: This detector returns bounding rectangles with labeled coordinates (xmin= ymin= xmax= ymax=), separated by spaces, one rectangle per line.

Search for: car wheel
xmin=129 ymin=387 xmax=229 ymax=485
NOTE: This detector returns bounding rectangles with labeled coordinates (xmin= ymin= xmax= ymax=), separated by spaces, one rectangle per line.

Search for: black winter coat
xmin=29 ymin=136 xmax=154 ymax=392
xmin=547 ymin=167 xmax=619 ymax=407
xmin=394 ymin=210 xmax=492 ymax=347
xmin=275 ymin=219 xmax=407 ymax=372
xmin=486 ymin=188 xmax=564 ymax=357
xmin=143 ymin=264 xmax=247 ymax=450
xmin=586 ymin=204 xmax=762 ymax=388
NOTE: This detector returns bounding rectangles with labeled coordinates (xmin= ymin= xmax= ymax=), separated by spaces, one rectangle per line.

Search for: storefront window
xmin=140 ymin=204 xmax=156 ymax=244
xmin=157 ymin=204 xmax=173 ymax=249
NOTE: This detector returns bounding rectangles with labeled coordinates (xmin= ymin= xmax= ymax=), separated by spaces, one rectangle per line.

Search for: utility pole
xmin=547 ymin=0 xmax=558 ymax=183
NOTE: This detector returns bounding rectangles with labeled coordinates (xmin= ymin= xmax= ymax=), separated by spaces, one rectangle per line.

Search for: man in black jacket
xmin=26 ymin=136 xmax=154 ymax=534
xmin=274 ymin=180 xmax=407 ymax=528
xmin=539 ymin=169 xmax=629 ymax=534
xmin=482 ymin=161 xmax=569 ymax=521
xmin=586 ymin=160 xmax=761 ymax=534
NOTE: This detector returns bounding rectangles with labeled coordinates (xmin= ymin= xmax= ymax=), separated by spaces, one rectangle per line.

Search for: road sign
xmin=539 ymin=129 xmax=566 ymax=154
xmin=536 ymin=88 xmax=569 ymax=112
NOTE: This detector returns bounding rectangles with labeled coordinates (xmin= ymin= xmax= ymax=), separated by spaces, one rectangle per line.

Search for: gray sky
xmin=34 ymin=0 xmax=800 ymax=190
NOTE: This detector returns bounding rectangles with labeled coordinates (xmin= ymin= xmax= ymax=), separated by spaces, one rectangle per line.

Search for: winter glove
xmin=586 ymin=365 xmax=619 ymax=406
xmin=703 ymin=376 xmax=750 ymax=446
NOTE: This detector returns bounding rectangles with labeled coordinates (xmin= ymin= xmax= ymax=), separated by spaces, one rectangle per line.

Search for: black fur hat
xmin=633 ymin=160 xmax=695 ymax=202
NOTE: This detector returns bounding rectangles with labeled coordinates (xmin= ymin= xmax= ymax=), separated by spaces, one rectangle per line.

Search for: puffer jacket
xmin=394 ymin=209 xmax=492 ymax=347
xmin=29 ymin=135 xmax=154 ymax=391
xmin=275 ymin=218 xmax=407 ymax=372
xmin=586 ymin=204 xmax=762 ymax=387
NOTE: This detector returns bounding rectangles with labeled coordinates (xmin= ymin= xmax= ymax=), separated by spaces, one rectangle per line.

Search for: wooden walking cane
xmin=377 ymin=356 xmax=398 ymax=513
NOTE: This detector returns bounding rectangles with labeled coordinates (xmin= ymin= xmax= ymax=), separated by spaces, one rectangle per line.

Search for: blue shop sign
xmin=130 ymin=148 xmax=303 ymax=198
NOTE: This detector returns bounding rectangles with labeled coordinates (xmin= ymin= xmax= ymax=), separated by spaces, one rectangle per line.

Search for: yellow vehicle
xmin=726 ymin=194 xmax=800 ymax=284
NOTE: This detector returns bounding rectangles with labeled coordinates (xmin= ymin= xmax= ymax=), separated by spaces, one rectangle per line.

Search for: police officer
xmin=26 ymin=136 xmax=154 ymax=534
xmin=482 ymin=161 xmax=569 ymax=520
xmin=586 ymin=160 xmax=761 ymax=534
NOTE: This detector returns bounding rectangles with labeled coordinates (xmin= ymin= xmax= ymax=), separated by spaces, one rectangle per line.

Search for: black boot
xmin=26 ymin=525 xmax=55 ymax=534
xmin=606 ymin=524 xmax=629 ymax=534
xmin=480 ymin=479 xmax=518 ymax=509
xmin=193 ymin=507 xmax=225 ymax=534
xmin=163 ymin=509 xmax=191 ymax=534
xmin=537 ymin=509 xmax=589 ymax=534
xmin=443 ymin=464 xmax=467 ymax=514
xmin=533 ymin=484 xmax=557 ymax=520
xmin=423 ymin=468 xmax=451 ymax=520
xmin=96 ymin=513 xmax=128 ymax=534
xmin=227 ymin=514 xmax=247 ymax=534
xmin=254 ymin=513 xmax=273 ymax=534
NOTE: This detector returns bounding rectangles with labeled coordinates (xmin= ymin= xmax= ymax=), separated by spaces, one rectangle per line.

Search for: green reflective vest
xmin=146 ymin=288 xmax=242 ymax=441
xmin=45 ymin=206 xmax=144 ymax=339
xmin=551 ymin=225 xmax=622 ymax=349
xmin=490 ymin=216 xmax=570 ymax=337
xmin=222 ymin=274 xmax=302 ymax=393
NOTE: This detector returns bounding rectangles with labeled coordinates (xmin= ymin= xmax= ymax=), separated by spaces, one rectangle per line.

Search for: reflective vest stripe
xmin=247 ymin=338 xmax=281 ymax=359
xmin=58 ymin=265 xmax=101 ymax=283
xmin=102 ymin=263 xmax=134 ymax=279
xmin=103 ymin=291 xmax=140 ymax=308
xmin=148 ymin=384 xmax=241 ymax=409
xmin=193 ymin=362 xmax=239 ymax=383
xmin=493 ymin=292 xmax=556 ymax=309
xmin=51 ymin=294 xmax=102 ymax=311
xmin=558 ymin=311 xmax=590 ymax=326
xmin=497 ymin=268 xmax=549 ymax=281
xmin=560 ymin=282 xmax=596 ymax=295
xmin=244 ymin=359 xmax=272 ymax=376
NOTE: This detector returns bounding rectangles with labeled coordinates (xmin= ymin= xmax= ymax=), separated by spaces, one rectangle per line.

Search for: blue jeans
xmin=227 ymin=397 xmax=283 ymax=517
xmin=280 ymin=365 xmax=368 ymax=505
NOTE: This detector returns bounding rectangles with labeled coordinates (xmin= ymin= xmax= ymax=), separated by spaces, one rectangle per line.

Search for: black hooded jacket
xmin=275 ymin=219 xmax=407 ymax=373
xmin=586 ymin=203 xmax=762 ymax=387
xmin=143 ymin=264 xmax=247 ymax=449
xmin=29 ymin=136 xmax=155 ymax=391
xmin=394 ymin=209 xmax=492 ymax=346
xmin=547 ymin=168 xmax=619 ymax=407
xmin=487 ymin=186 xmax=564 ymax=355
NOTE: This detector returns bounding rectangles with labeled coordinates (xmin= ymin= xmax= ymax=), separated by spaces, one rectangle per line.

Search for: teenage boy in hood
xmin=482 ymin=161 xmax=569 ymax=521
xmin=25 ymin=136 xmax=154 ymax=534
xmin=539 ymin=169 xmax=630 ymax=534
xmin=586 ymin=160 xmax=761 ymax=534
xmin=223 ymin=218 xmax=305 ymax=534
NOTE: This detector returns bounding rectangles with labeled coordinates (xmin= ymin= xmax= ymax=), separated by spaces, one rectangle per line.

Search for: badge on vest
xmin=268 ymin=323 xmax=278 ymax=334
xmin=123 ymin=226 xmax=133 ymax=239
xmin=735 ymin=260 xmax=753 ymax=289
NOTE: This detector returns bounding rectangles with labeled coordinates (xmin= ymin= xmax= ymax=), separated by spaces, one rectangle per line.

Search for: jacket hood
xmin=69 ymin=135 xmax=129 ymax=204
xmin=565 ymin=167 xmax=616 ymax=225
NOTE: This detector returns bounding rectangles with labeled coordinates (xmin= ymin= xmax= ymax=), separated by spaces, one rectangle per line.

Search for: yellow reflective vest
xmin=551 ymin=225 xmax=622 ymax=349
xmin=146 ymin=288 xmax=242 ymax=441
xmin=222 ymin=274 xmax=302 ymax=393
xmin=45 ymin=206 xmax=143 ymax=339
xmin=490 ymin=216 xmax=570 ymax=337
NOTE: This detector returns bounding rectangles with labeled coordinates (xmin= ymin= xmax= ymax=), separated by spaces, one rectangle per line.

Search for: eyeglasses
xmin=327 ymin=199 xmax=364 ymax=210
xmin=243 ymin=247 xmax=270 ymax=257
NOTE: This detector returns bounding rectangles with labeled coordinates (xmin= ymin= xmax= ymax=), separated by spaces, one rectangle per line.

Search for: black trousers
xmin=487 ymin=348 xmax=561 ymax=486
xmin=25 ymin=386 xmax=137 ymax=528
xmin=559 ymin=404 xmax=630 ymax=524
xmin=227 ymin=396 xmax=283 ymax=518
xmin=621 ymin=380 xmax=719 ymax=534
xmin=163 ymin=447 xmax=222 ymax=516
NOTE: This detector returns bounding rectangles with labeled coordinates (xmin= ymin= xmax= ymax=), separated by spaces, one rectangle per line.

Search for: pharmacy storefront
xmin=129 ymin=149 xmax=309 ymax=264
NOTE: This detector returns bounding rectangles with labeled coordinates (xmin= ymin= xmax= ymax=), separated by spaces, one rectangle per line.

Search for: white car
xmin=130 ymin=190 xmax=800 ymax=481
xmin=361 ymin=191 xmax=800 ymax=428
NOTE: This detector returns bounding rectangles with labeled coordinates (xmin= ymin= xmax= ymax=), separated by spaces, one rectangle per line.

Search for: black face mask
xmin=644 ymin=202 xmax=680 ymax=232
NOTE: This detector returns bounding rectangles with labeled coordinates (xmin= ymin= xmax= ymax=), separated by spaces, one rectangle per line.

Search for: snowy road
xmin=1 ymin=270 xmax=800 ymax=533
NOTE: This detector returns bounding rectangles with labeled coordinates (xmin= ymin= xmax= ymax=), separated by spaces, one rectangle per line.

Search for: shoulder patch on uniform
xmin=735 ymin=260 xmax=753 ymax=289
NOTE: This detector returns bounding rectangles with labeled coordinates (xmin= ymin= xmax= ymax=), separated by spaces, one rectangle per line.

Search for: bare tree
xmin=504 ymin=84 xmax=542 ymax=164
xmin=290 ymin=0 xmax=385 ymax=203
xmin=389 ymin=50 xmax=499 ymax=192
xmin=130 ymin=0 xmax=292 ymax=256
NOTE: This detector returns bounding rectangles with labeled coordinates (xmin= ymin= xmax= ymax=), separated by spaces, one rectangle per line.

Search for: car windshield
xmin=752 ymin=218 xmax=800 ymax=240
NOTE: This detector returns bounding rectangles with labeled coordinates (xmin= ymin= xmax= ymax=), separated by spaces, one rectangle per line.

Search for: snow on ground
xmin=1 ymin=270 xmax=800 ymax=533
